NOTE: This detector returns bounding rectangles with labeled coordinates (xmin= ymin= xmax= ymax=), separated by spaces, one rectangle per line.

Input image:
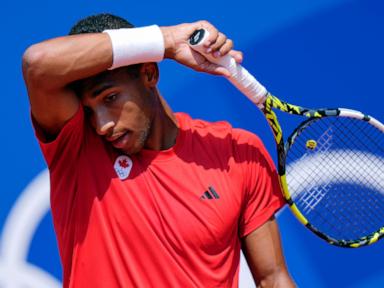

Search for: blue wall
xmin=1 ymin=0 xmax=383 ymax=287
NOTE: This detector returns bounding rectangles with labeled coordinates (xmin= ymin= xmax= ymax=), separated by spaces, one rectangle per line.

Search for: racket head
xmin=282 ymin=108 xmax=384 ymax=247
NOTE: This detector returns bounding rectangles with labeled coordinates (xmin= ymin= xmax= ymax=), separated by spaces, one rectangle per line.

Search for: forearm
xmin=22 ymin=21 xmax=240 ymax=92
xmin=242 ymin=218 xmax=296 ymax=288
xmin=22 ymin=33 xmax=112 ymax=91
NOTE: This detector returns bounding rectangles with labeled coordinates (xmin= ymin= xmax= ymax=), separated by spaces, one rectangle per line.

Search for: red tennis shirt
xmin=34 ymin=106 xmax=284 ymax=287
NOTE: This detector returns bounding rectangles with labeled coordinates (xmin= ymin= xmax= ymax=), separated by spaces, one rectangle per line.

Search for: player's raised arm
xmin=22 ymin=18 xmax=241 ymax=138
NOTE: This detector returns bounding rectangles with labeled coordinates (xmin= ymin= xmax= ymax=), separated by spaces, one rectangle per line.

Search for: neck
xmin=144 ymin=90 xmax=178 ymax=151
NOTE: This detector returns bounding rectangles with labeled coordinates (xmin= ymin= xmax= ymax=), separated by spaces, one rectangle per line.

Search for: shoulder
xmin=176 ymin=112 xmax=265 ymax=157
xmin=176 ymin=112 xmax=233 ymax=137
xmin=231 ymin=127 xmax=263 ymax=147
xmin=176 ymin=112 xmax=262 ymax=143
xmin=177 ymin=112 xmax=235 ymax=151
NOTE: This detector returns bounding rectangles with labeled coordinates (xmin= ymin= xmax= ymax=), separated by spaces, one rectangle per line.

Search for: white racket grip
xmin=189 ymin=29 xmax=268 ymax=108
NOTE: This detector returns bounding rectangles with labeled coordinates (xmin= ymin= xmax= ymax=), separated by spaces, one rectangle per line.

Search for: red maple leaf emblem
xmin=119 ymin=159 xmax=129 ymax=168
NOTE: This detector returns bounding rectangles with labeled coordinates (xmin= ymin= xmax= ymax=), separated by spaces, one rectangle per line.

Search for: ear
xmin=140 ymin=63 xmax=159 ymax=88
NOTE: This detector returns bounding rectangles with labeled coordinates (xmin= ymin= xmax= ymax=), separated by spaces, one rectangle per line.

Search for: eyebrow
xmin=91 ymin=83 xmax=115 ymax=98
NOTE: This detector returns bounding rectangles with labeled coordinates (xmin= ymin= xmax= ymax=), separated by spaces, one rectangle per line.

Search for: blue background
xmin=1 ymin=0 xmax=383 ymax=287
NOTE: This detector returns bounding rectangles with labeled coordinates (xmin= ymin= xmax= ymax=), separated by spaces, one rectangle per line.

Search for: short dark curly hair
xmin=69 ymin=13 xmax=135 ymax=35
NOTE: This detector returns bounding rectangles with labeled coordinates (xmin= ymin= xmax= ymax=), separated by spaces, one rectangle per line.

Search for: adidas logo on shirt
xmin=200 ymin=186 xmax=220 ymax=200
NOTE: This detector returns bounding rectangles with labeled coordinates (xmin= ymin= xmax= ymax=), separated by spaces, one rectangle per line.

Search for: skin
xmin=79 ymin=65 xmax=174 ymax=155
xmin=242 ymin=218 xmax=295 ymax=288
xmin=22 ymin=20 xmax=295 ymax=287
xmin=22 ymin=21 xmax=241 ymax=140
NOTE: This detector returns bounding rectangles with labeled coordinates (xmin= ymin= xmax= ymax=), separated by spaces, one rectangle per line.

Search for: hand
xmin=160 ymin=21 xmax=243 ymax=77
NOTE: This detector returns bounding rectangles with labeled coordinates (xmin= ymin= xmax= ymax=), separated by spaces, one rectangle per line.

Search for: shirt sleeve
xmin=32 ymin=105 xmax=85 ymax=170
xmin=234 ymin=129 xmax=285 ymax=238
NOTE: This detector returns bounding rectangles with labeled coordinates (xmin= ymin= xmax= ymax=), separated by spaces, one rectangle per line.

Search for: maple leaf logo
xmin=119 ymin=159 xmax=129 ymax=168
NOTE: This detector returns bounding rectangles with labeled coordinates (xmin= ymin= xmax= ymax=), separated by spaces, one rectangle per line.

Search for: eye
xmin=104 ymin=93 xmax=118 ymax=103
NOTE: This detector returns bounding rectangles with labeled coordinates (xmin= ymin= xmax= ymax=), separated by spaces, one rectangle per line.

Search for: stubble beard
xmin=139 ymin=118 xmax=152 ymax=148
xmin=132 ymin=116 xmax=152 ymax=154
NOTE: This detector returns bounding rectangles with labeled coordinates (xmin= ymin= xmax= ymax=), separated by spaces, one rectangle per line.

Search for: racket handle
xmin=189 ymin=29 xmax=268 ymax=108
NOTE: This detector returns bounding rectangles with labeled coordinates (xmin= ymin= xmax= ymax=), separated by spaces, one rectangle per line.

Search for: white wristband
xmin=103 ymin=25 xmax=165 ymax=70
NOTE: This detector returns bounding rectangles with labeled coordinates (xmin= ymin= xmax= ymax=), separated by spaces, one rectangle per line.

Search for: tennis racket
xmin=189 ymin=29 xmax=384 ymax=248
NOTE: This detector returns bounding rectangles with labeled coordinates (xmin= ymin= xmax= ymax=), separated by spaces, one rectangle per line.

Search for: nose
xmin=96 ymin=120 xmax=115 ymax=136
xmin=94 ymin=113 xmax=115 ymax=136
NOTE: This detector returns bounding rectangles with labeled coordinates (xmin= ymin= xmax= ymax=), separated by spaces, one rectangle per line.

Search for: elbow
xmin=22 ymin=44 xmax=49 ymax=86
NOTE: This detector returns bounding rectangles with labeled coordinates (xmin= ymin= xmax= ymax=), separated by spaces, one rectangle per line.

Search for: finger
xmin=209 ymin=32 xmax=227 ymax=54
xmin=197 ymin=21 xmax=219 ymax=50
xmin=229 ymin=50 xmax=243 ymax=63
xmin=216 ymin=38 xmax=234 ymax=58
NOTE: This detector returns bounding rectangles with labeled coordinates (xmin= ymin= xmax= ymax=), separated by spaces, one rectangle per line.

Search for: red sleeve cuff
xmin=240 ymin=197 xmax=285 ymax=238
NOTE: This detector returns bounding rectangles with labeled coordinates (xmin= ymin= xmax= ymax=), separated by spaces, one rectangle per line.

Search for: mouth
xmin=107 ymin=131 xmax=131 ymax=149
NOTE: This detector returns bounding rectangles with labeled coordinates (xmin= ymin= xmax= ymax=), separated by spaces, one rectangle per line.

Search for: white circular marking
xmin=0 ymin=169 xmax=61 ymax=287
xmin=287 ymin=150 xmax=384 ymax=195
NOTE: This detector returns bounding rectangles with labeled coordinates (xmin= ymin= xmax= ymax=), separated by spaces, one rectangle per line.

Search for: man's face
xmin=80 ymin=67 xmax=154 ymax=155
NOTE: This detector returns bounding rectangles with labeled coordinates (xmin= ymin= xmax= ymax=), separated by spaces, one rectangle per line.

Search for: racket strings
xmin=308 ymin=150 xmax=384 ymax=233
xmin=336 ymin=117 xmax=384 ymax=154
xmin=290 ymin=158 xmax=384 ymax=239
xmin=286 ymin=116 xmax=384 ymax=241
xmin=335 ymin=119 xmax=384 ymax=195
xmin=301 ymin=134 xmax=384 ymax=235
xmin=298 ymin=185 xmax=353 ymax=236
xmin=332 ymin=125 xmax=377 ymax=194
xmin=294 ymin=161 xmax=373 ymax=237
xmin=288 ymin=155 xmax=362 ymax=237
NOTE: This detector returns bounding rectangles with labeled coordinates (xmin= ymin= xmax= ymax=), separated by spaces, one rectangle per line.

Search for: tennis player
xmin=22 ymin=13 xmax=295 ymax=288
